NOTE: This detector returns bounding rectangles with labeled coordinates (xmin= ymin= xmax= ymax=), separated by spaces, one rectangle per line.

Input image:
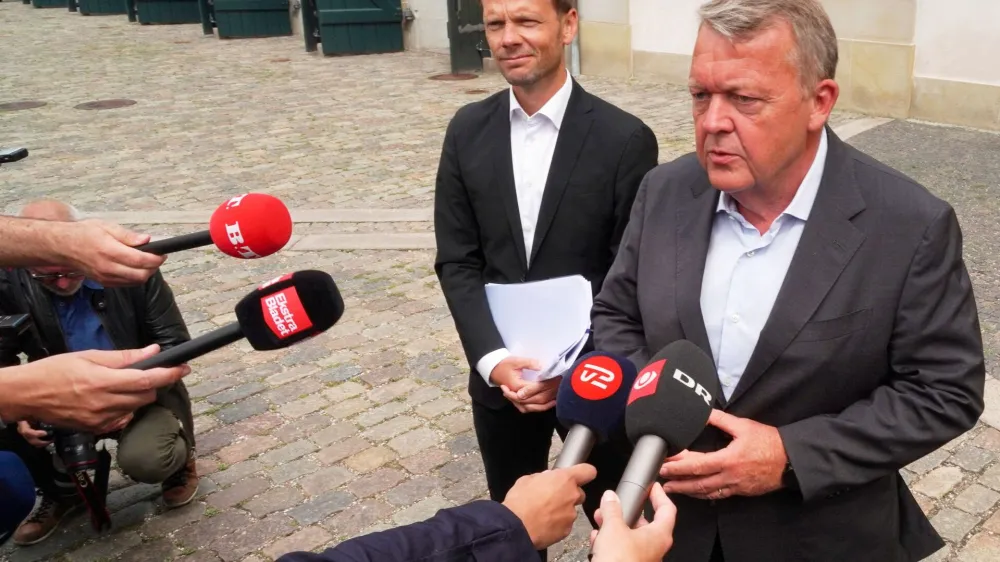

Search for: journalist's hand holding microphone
xmin=591 ymin=485 xmax=677 ymax=562
xmin=502 ymin=463 xmax=598 ymax=549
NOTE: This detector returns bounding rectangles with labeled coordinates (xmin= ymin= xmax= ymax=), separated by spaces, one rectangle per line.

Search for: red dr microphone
xmin=614 ymin=340 xmax=721 ymax=527
xmin=128 ymin=270 xmax=343 ymax=370
xmin=136 ymin=193 xmax=293 ymax=258
xmin=553 ymin=352 xmax=638 ymax=468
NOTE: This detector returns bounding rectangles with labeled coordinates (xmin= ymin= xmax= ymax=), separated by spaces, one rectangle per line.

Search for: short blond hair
xmin=698 ymin=0 xmax=838 ymax=89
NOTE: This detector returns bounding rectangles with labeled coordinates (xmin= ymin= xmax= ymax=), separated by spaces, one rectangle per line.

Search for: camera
xmin=0 ymin=314 xmax=98 ymax=471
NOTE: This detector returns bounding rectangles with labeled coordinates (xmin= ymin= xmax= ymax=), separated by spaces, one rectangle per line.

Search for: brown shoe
xmin=162 ymin=450 xmax=199 ymax=508
xmin=13 ymin=493 xmax=81 ymax=546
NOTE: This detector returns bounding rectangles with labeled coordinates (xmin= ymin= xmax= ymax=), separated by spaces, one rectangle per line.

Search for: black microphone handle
xmin=615 ymin=434 xmax=668 ymax=527
xmin=553 ymin=425 xmax=596 ymax=469
xmin=128 ymin=323 xmax=244 ymax=370
xmin=136 ymin=230 xmax=212 ymax=255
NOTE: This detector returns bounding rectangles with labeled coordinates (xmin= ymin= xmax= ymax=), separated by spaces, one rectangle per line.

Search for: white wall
xmin=914 ymin=0 xmax=1000 ymax=85
xmin=629 ymin=0 xmax=702 ymax=54
xmin=404 ymin=0 xmax=450 ymax=52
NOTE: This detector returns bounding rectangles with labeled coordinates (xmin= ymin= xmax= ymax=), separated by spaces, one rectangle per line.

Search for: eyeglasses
xmin=29 ymin=272 xmax=84 ymax=281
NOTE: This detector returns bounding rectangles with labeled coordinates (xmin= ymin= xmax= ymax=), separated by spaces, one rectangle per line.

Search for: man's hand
xmin=17 ymin=421 xmax=52 ymax=448
xmin=502 ymin=463 xmax=597 ymax=549
xmin=60 ymin=220 xmax=165 ymax=286
xmin=502 ymin=376 xmax=561 ymax=414
xmin=0 ymin=345 xmax=190 ymax=432
xmin=590 ymin=485 xmax=677 ymax=562
xmin=659 ymin=409 xmax=787 ymax=500
xmin=490 ymin=356 xmax=555 ymax=413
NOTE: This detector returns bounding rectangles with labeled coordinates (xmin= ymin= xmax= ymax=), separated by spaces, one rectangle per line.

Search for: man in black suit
xmin=591 ymin=0 xmax=985 ymax=561
xmin=433 ymin=0 xmax=658 ymax=556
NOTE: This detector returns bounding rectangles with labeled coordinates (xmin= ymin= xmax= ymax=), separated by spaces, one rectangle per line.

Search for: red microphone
xmin=136 ymin=193 xmax=293 ymax=258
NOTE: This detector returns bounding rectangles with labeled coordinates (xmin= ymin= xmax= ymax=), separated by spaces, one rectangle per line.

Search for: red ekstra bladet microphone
xmin=137 ymin=193 xmax=293 ymax=259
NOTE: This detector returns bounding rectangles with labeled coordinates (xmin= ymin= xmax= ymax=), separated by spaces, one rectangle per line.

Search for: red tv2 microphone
xmin=553 ymin=352 xmax=638 ymax=468
xmin=136 ymin=193 xmax=293 ymax=258
xmin=615 ymin=340 xmax=721 ymax=526
xmin=128 ymin=270 xmax=344 ymax=370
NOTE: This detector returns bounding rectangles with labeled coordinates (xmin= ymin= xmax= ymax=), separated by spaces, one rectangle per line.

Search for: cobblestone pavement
xmin=2 ymin=4 xmax=1000 ymax=562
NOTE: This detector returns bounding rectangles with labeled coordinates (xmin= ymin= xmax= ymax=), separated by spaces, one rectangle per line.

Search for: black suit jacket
xmin=592 ymin=128 xmax=985 ymax=561
xmin=434 ymin=79 xmax=659 ymax=409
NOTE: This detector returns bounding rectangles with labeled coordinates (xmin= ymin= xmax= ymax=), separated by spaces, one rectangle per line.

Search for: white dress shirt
xmin=700 ymin=128 xmax=828 ymax=400
xmin=476 ymin=70 xmax=574 ymax=385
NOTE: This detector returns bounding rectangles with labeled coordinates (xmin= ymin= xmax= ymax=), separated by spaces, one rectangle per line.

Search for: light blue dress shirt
xmin=700 ymin=129 xmax=828 ymax=400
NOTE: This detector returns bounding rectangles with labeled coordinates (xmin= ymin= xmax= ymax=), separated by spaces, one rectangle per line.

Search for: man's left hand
xmin=659 ymin=409 xmax=787 ymax=500
xmin=501 ymin=376 xmax=561 ymax=413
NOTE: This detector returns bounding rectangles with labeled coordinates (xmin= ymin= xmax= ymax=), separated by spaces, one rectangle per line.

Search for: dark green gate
xmin=304 ymin=0 xmax=403 ymax=56
xmin=132 ymin=0 xmax=202 ymax=23
xmin=77 ymin=0 xmax=126 ymax=14
xmin=213 ymin=0 xmax=291 ymax=38
xmin=31 ymin=0 xmax=65 ymax=8
xmin=447 ymin=0 xmax=487 ymax=73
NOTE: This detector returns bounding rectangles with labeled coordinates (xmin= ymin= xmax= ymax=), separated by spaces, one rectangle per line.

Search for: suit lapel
xmin=675 ymin=176 xmax=720 ymax=402
xmin=489 ymin=95 xmax=529 ymax=273
xmin=528 ymin=81 xmax=594 ymax=267
xmin=725 ymin=129 xmax=867 ymax=407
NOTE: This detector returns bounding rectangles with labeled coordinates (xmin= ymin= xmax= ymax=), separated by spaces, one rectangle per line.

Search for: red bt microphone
xmin=136 ymin=193 xmax=293 ymax=258
xmin=128 ymin=270 xmax=344 ymax=370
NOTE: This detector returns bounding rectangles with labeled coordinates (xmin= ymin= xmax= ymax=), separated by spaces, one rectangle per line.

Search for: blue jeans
xmin=0 ymin=451 xmax=36 ymax=542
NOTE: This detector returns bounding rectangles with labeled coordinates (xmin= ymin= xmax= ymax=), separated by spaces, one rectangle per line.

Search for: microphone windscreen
xmin=234 ymin=270 xmax=344 ymax=351
xmin=624 ymin=340 xmax=720 ymax=456
xmin=209 ymin=193 xmax=293 ymax=259
xmin=556 ymin=352 xmax=639 ymax=443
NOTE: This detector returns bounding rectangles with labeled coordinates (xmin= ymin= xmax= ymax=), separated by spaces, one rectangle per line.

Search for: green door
xmin=447 ymin=0 xmax=486 ymax=73
xmin=213 ymin=0 xmax=291 ymax=38
xmin=316 ymin=0 xmax=403 ymax=56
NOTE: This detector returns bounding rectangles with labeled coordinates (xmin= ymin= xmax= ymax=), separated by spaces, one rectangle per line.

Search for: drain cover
xmin=465 ymin=89 xmax=490 ymax=95
xmin=0 ymin=101 xmax=47 ymax=112
xmin=429 ymin=73 xmax=478 ymax=81
xmin=270 ymin=58 xmax=291 ymax=63
xmin=74 ymin=99 xmax=137 ymax=110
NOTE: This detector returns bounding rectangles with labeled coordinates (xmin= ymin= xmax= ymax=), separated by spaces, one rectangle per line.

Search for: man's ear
xmin=809 ymin=78 xmax=839 ymax=132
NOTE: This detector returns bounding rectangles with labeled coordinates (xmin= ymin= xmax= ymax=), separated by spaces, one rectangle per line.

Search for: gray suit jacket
xmin=592 ymin=128 xmax=986 ymax=562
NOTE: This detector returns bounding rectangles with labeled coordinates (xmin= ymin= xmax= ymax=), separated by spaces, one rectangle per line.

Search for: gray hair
xmin=697 ymin=0 xmax=838 ymax=90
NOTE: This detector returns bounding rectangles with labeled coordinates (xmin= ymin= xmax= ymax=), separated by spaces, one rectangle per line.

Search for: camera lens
xmin=55 ymin=432 xmax=98 ymax=471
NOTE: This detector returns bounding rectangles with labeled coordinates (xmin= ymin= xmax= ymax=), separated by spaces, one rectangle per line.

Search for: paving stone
xmin=345 ymin=446 xmax=396 ymax=473
xmin=230 ymin=412 xmax=284 ymax=436
xmin=443 ymin=475 xmax=488 ymax=504
xmin=388 ymin=427 xmax=442 ymax=457
xmin=435 ymin=412 xmax=474 ymax=435
xmin=141 ymin=501 xmax=207 ymax=537
xmin=399 ymin=448 xmax=452 ymax=474
xmin=210 ymin=459 xmax=265 ymax=487
xmin=188 ymin=378 xmax=240 ymax=400
xmin=217 ymin=397 xmax=270 ymax=424
xmin=347 ymin=468 xmax=408 ymax=499
xmin=924 ymin=546 xmax=952 ymax=562
xmin=322 ymin=381 xmax=368 ymax=403
xmin=954 ymin=483 xmax=1000 ymax=514
xmin=415 ymin=396 xmax=463 ymax=418
xmin=217 ymin=436 xmax=281 ymax=464
xmin=287 ymin=491 xmax=357 ymax=526
xmin=913 ymin=466 xmax=965 ymax=499
xmin=243 ymin=485 xmax=308 ymax=517
xmin=325 ymin=397 xmax=373 ymax=419
xmin=107 ymin=483 xmax=162 ymax=513
xmin=931 ymin=507 xmax=979 ymax=542
xmin=356 ymin=401 xmax=410 ymax=428
xmin=274 ymin=413 xmax=335 ymax=444
xmin=958 ymin=531 xmax=1000 ymax=562
xmin=119 ymin=537 xmax=182 ymax=561
xmin=272 ymin=457 xmax=324 ymax=484
xmin=207 ymin=476 xmax=271 ymax=509
xmin=207 ymin=382 xmax=268 ymax=405
xmin=300 ymin=466 xmax=357 ymax=497
xmin=985 ymin=509 xmax=1000 ymax=533
xmin=320 ymin=499 xmax=395 ymax=538
xmin=319 ymin=365 xmax=364 ymax=384
xmin=197 ymin=427 xmax=239 ymax=455
xmin=311 ymin=421 xmax=360 ymax=447
xmin=263 ymin=378 xmax=326 ymax=406
xmin=386 ymin=475 xmax=446 ymax=507
xmin=907 ymin=448 xmax=950 ymax=475
xmin=263 ymin=526 xmax=335 ymax=560
xmin=258 ymin=439 xmax=320 ymax=466
xmin=973 ymin=427 xmax=1000 ymax=451
xmin=174 ymin=510 xmax=255 ymax=552
xmin=266 ymin=365 xmax=322 ymax=386
xmin=369 ymin=379 xmax=421 ymax=404
xmin=951 ymin=444 xmax=998 ymax=472
xmin=982 ymin=463 xmax=1000 ymax=491
xmin=392 ymin=495 xmax=456 ymax=526
xmin=112 ymin=500 xmax=159 ymax=529
xmin=439 ymin=456 xmax=484 ymax=483
xmin=194 ymin=414 xmax=221 ymax=435
xmin=446 ymin=431 xmax=479 ymax=456
xmin=66 ymin=530 xmax=142 ymax=562
xmin=213 ymin=514 xmax=297 ymax=562
xmin=280 ymin=394 xmax=330 ymax=418
xmin=362 ymin=416 xmax=423 ymax=442
xmin=316 ymin=436 xmax=371 ymax=466
xmin=914 ymin=492 xmax=936 ymax=515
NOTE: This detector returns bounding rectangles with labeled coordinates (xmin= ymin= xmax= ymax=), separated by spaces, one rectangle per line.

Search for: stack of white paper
xmin=485 ymin=275 xmax=593 ymax=382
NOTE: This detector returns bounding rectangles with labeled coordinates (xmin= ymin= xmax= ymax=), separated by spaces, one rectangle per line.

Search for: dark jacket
xmin=0 ymin=269 xmax=195 ymax=446
xmin=275 ymin=500 xmax=537 ymax=562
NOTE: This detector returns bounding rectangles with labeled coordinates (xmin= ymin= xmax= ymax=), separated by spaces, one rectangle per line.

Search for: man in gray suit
xmin=591 ymin=1 xmax=986 ymax=561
